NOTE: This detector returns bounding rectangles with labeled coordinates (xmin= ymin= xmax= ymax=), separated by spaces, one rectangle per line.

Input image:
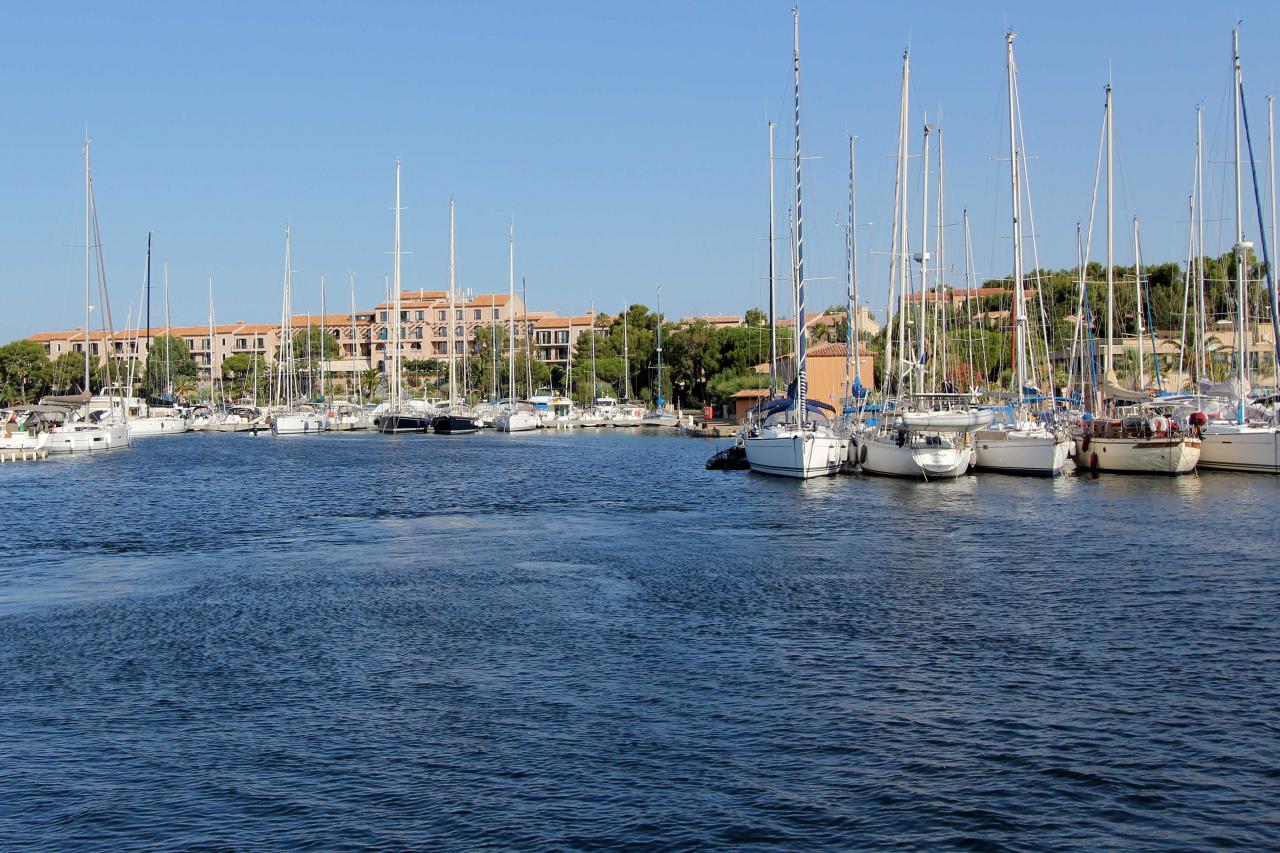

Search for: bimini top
xmin=751 ymin=395 xmax=836 ymax=418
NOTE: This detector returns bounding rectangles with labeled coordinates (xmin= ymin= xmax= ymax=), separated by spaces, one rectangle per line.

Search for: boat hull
xmin=271 ymin=414 xmax=328 ymax=435
xmin=1072 ymin=434 xmax=1200 ymax=474
xmin=744 ymin=432 xmax=847 ymax=479
xmin=432 ymin=414 xmax=480 ymax=435
xmin=123 ymin=416 xmax=189 ymax=437
xmin=973 ymin=429 xmax=1070 ymax=476
xmin=1197 ymin=424 xmax=1280 ymax=473
xmin=45 ymin=423 xmax=131 ymax=454
xmin=0 ymin=430 xmax=50 ymax=452
xmin=493 ymin=411 xmax=540 ymax=432
xmin=854 ymin=433 xmax=970 ymax=479
xmin=373 ymin=414 xmax=433 ymax=433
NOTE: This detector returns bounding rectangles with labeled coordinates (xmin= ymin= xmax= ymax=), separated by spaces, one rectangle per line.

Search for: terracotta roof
xmin=731 ymin=388 xmax=770 ymax=399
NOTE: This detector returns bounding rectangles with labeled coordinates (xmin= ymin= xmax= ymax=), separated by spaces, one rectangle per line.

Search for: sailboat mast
xmin=208 ymin=274 xmax=215 ymax=406
xmin=1134 ymin=217 xmax=1145 ymax=389
xmin=448 ymin=196 xmax=457 ymax=408
xmin=896 ymin=53 xmax=912 ymax=398
xmin=1007 ymin=32 xmax=1026 ymax=406
xmin=1105 ymin=85 xmax=1115 ymax=384
xmin=885 ymin=51 xmax=908 ymax=400
xmin=508 ymin=223 xmax=516 ymax=401
xmin=393 ymin=159 xmax=403 ymax=412
xmin=767 ymin=121 xmax=778 ymax=398
xmin=1270 ymin=95 xmax=1280 ymax=383
xmin=845 ymin=135 xmax=856 ymax=399
xmin=918 ymin=119 xmax=931 ymax=397
xmin=523 ymin=278 xmax=532 ymax=398
xmin=1231 ymin=27 xmax=1248 ymax=423
xmin=791 ymin=6 xmax=808 ymax=422
xmin=144 ymin=231 xmax=152 ymax=391
xmin=936 ymin=127 xmax=947 ymax=394
xmin=622 ymin=301 xmax=630 ymax=399
xmin=1196 ymin=105 xmax=1208 ymax=382
xmin=655 ymin=287 xmax=663 ymax=408
xmin=84 ymin=138 xmax=92 ymax=394
xmin=350 ymin=273 xmax=359 ymax=405
xmin=163 ymin=260 xmax=172 ymax=398
xmin=320 ymin=275 xmax=329 ymax=404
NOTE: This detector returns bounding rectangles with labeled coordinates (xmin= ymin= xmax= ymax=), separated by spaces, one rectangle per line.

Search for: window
xmin=454 ymin=341 xmax=464 ymax=353
xmin=455 ymin=310 xmax=462 ymax=321
xmin=400 ymin=311 xmax=409 ymax=322
xmin=438 ymin=310 xmax=446 ymax=321
xmin=414 ymin=328 xmax=424 ymax=339
xmin=90 ymin=343 xmax=98 ymax=354
xmin=415 ymin=310 xmax=424 ymax=321
xmin=493 ymin=308 xmax=501 ymax=319
xmin=257 ymin=337 xmax=264 ymax=348
xmin=378 ymin=329 xmax=387 ymax=340
xmin=536 ymin=331 xmax=550 ymax=344
xmin=455 ymin=325 xmax=463 ymax=338
xmin=379 ymin=310 xmax=388 ymax=322
xmin=473 ymin=309 xmax=482 ymax=320
xmin=555 ymin=331 xmax=569 ymax=344
xmin=236 ymin=338 xmax=246 ymax=348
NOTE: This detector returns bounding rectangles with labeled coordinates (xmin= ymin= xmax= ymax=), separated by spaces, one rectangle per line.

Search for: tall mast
xmin=208 ymin=274 xmax=216 ymax=406
xmin=490 ymin=292 xmax=498 ymax=401
xmin=896 ymin=52 xmax=912 ymax=397
xmin=144 ymin=231 xmax=152 ymax=392
xmin=508 ymin=223 xmax=516 ymax=401
xmin=885 ymin=51 xmax=908 ymax=399
xmin=1134 ymin=217 xmax=1145 ymax=389
xmin=1232 ymin=27 xmax=1248 ymax=423
xmin=654 ymin=287 xmax=663 ymax=408
xmin=83 ymin=138 xmax=92 ymax=394
xmin=845 ymin=135 xmax=856 ymax=399
xmin=589 ymin=302 xmax=598 ymax=401
xmin=936 ymin=126 xmax=947 ymax=394
xmin=522 ymin=278 xmax=532 ymax=397
xmin=622 ymin=301 xmax=631 ymax=399
xmin=963 ymin=208 xmax=976 ymax=388
xmin=349 ymin=273 xmax=359 ymax=405
xmin=918 ymin=118 xmax=931 ymax=397
xmin=1105 ymin=84 xmax=1115 ymax=384
xmin=320 ymin=275 xmax=329 ymax=404
xmin=448 ymin=196 xmax=457 ymax=408
xmin=163 ymin=259 xmax=171 ymax=398
xmin=1270 ymin=95 xmax=1279 ymax=383
xmin=791 ymin=6 xmax=808 ymax=422
xmin=767 ymin=121 xmax=778 ymax=398
xmin=1196 ymin=104 xmax=1208 ymax=382
xmin=1007 ymin=32 xmax=1026 ymax=406
xmin=392 ymin=159 xmax=403 ymax=412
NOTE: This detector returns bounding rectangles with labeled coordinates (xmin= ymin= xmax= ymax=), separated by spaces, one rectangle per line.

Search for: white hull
xmin=493 ymin=411 xmax=540 ymax=432
xmin=745 ymin=431 xmax=847 ymax=479
xmin=973 ymin=429 xmax=1070 ymax=476
xmin=45 ymin=423 xmax=131 ymax=454
xmin=854 ymin=433 xmax=970 ymax=479
xmin=122 ymin=416 xmax=189 ymax=437
xmin=1073 ymin=434 xmax=1200 ymax=474
xmin=271 ymin=413 xmax=328 ymax=435
xmin=898 ymin=409 xmax=996 ymax=431
xmin=1197 ymin=423 xmax=1280 ymax=473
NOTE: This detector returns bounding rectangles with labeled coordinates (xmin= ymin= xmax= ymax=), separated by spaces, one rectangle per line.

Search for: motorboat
xmin=493 ymin=401 xmax=540 ymax=432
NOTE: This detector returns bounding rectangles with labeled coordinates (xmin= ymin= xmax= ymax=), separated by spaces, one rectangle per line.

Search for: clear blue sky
xmin=3 ymin=1 xmax=1278 ymax=343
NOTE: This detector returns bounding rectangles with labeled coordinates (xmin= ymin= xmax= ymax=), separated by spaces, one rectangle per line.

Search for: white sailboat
xmin=1197 ymin=27 xmax=1280 ymax=474
xmin=1072 ymin=80 xmax=1199 ymax=473
xmin=744 ymin=9 xmax=848 ymax=478
xmin=271 ymin=225 xmax=327 ymax=435
xmin=640 ymin=287 xmax=679 ymax=428
xmin=494 ymin=223 xmax=540 ymax=432
xmin=973 ymin=32 xmax=1069 ymax=475
xmin=46 ymin=137 xmax=131 ymax=454
xmin=433 ymin=197 xmax=480 ymax=434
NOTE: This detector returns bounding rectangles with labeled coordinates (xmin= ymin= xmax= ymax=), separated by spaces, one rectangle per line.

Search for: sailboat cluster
xmin=729 ymin=13 xmax=1279 ymax=480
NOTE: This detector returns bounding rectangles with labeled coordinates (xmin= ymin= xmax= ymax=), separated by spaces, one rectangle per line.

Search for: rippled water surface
xmin=1 ymin=431 xmax=1278 ymax=850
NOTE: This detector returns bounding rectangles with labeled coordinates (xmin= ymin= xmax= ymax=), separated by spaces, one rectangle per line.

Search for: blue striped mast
xmin=791 ymin=7 xmax=807 ymax=425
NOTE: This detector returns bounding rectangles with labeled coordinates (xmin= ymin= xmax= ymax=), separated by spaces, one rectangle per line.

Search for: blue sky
xmin=3 ymin=1 xmax=1278 ymax=343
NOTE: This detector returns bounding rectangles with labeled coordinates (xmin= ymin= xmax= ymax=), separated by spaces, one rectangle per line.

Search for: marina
xmin=3 ymin=4 xmax=1280 ymax=850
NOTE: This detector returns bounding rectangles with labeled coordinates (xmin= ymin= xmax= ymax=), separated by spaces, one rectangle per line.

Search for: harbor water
xmin=1 ymin=431 xmax=1277 ymax=850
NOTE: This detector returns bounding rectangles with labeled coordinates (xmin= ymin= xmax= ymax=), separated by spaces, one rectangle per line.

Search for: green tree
xmin=291 ymin=325 xmax=340 ymax=371
xmin=142 ymin=334 xmax=199 ymax=398
xmin=0 ymin=340 xmax=52 ymax=404
xmin=221 ymin=353 xmax=269 ymax=403
xmin=50 ymin=350 xmax=102 ymax=394
xmin=744 ymin=307 xmax=766 ymax=328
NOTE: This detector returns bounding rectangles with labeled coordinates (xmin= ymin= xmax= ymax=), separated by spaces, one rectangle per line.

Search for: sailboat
xmin=640 ymin=286 xmax=679 ymax=428
xmin=743 ymin=9 xmax=848 ymax=478
xmin=1072 ymin=81 xmax=1200 ymax=473
xmin=1195 ymin=27 xmax=1280 ymax=473
xmin=45 ymin=137 xmax=131 ymax=454
xmin=973 ymin=32 xmax=1070 ymax=475
xmin=270 ymin=225 xmax=328 ymax=435
xmin=375 ymin=159 xmax=432 ymax=433
xmin=433 ymin=196 xmax=480 ymax=434
xmin=494 ymin=223 xmax=540 ymax=432
xmin=851 ymin=49 xmax=977 ymax=479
